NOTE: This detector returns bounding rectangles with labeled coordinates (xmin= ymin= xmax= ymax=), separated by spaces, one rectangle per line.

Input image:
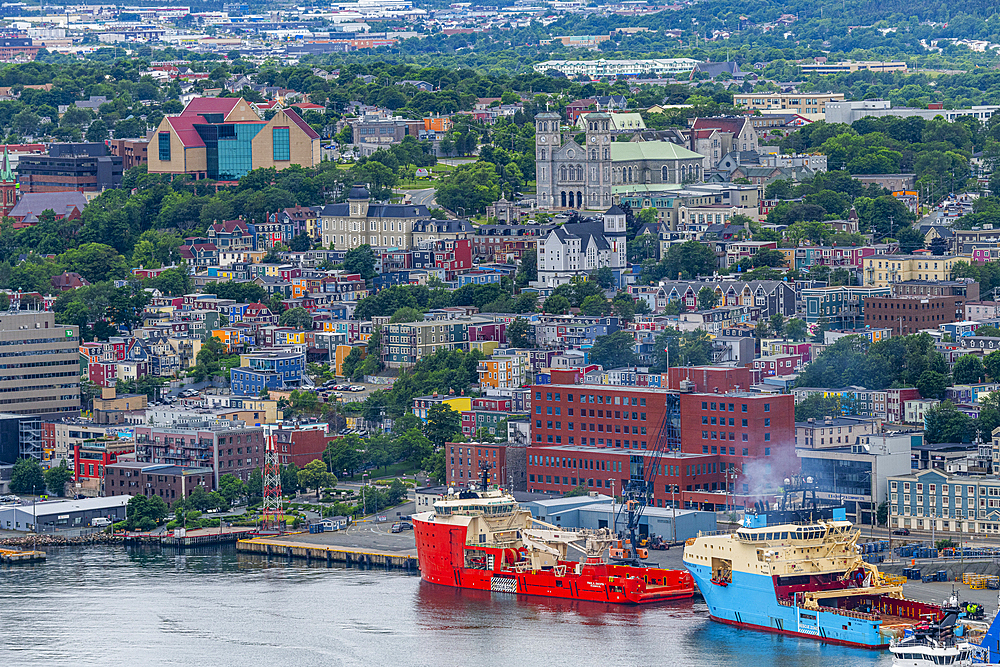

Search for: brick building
xmin=133 ymin=422 xmax=265 ymax=486
xmin=525 ymin=446 xmax=726 ymax=510
xmin=271 ymin=425 xmax=328 ymax=468
xmin=445 ymin=440 xmax=527 ymax=490
xmin=864 ymin=295 xmax=963 ymax=335
xmin=105 ymin=462 xmax=213 ymax=504
xmin=528 ymin=382 xmax=797 ymax=508
xmin=666 ymin=366 xmax=756 ymax=393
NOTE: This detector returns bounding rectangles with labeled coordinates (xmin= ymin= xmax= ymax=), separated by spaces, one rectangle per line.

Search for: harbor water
xmin=1 ymin=545 xmax=893 ymax=666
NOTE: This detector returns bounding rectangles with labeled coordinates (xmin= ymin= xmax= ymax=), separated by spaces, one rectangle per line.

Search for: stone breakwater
xmin=0 ymin=533 xmax=124 ymax=548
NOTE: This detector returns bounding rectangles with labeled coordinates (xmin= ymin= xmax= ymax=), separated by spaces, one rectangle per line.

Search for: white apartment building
xmin=532 ymin=58 xmax=701 ymax=78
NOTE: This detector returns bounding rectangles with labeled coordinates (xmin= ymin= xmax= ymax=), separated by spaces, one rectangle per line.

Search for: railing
xmin=777 ymin=598 xmax=879 ymax=622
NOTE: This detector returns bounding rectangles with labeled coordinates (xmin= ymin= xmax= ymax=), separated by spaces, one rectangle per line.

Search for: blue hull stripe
xmin=685 ymin=562 xmax=886 ymax=648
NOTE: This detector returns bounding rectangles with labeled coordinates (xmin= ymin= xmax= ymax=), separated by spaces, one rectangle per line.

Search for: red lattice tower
xmin=261 ymin=433 xmax=283 ymax=532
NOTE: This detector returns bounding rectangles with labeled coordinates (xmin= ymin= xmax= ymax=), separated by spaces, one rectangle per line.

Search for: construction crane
xmin=610 ymin=390 xmax=682 ymax=566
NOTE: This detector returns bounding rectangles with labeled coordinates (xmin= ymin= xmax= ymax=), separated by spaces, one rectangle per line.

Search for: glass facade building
xmin=195 ymin=121 xmax=264 ymax=181
xmin=272 ymin=127 xmax=290 ymax=161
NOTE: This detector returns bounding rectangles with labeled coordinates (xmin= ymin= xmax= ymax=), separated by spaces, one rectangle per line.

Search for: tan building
xmin=800 ymin=61 xmax=907 ymax=75
xmin=319 ymin=185 xmax=433 ymax=250
xmin=148 ymin=97 xmax=319 ymax=181
xmin=733 ymin=92 xmax=845 ymax=116
xmin=0 ymin=311 xmax=79 ymax=415
xmin=862 ymin=255 xmax=961 ymax=287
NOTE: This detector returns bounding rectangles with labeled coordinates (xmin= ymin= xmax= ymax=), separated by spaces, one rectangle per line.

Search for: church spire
xmin=0 ymin=146 xmax=13 ymax=183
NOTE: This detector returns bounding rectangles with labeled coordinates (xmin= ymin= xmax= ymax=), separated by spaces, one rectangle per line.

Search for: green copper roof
xmin=0 ymin=146 xmax=14 ymax=183
xmin=610 ymin=141 xmax=703 ymax=161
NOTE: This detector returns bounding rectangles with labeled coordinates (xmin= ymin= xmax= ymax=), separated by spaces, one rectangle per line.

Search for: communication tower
xmin=262 ymin=433 xmax=283 ymax=532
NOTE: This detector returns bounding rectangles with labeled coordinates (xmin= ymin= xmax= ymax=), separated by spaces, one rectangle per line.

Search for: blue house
xmin=230 ymin=350 xmax=306 ymax=396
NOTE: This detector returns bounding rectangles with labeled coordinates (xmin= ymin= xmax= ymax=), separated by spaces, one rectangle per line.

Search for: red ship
xmin=412 ymin=484 xmax=695 ymax=604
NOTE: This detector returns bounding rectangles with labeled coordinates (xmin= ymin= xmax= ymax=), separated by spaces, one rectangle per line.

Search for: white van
xmin=91 ymin=517 xmax=111 ymax=527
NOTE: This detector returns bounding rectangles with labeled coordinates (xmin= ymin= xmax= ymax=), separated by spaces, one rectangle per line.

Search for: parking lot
xmin=270 ymin=516 xmax=417 ymax=555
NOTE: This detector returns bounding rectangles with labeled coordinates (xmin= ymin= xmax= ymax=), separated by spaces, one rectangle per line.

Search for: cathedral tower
xmin=534 ymin=112 xmax=561 ymax=210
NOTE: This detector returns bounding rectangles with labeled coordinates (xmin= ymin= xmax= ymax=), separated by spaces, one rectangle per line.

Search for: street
xmin=407 ymin=187 xmax=436 ymax=207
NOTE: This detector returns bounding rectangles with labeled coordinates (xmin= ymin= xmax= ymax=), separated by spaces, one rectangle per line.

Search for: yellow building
xmin=733 ymin=91 xmax=845 ymax=115
xmin=412 ymin=393 xmax=472 ymax=421
xmin=862 ymin=254 xmax=960 ymax=287
xmin=471 ymin=340 xmax=499 ymax=357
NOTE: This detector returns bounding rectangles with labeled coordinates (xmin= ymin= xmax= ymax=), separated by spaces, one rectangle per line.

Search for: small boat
xmin=890 ymin=606 xmax=975 ymax=667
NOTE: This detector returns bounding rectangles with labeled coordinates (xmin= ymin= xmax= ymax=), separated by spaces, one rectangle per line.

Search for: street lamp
xmin=362 ymin=473 xmax=369 ymax=517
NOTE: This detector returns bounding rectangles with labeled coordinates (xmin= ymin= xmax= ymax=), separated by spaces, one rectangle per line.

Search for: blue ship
xmin=683 ymin=501 xmax=945 ymax=649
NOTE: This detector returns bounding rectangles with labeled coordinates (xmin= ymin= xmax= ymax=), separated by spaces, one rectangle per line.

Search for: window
xmin=272 ymin=127 xmax=290 ymax=161
xmin=764 ymin=403 xmax=770 ymax=412
xmin=158 ymin=132 xmax=171 ymax=161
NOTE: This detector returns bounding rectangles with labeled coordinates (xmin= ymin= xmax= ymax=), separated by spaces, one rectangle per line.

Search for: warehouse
xmin=0 ymin=495 xmax=129 ymax=532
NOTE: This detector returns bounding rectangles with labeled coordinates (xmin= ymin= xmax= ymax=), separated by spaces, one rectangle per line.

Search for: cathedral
xmin=534 ymin=111 xmax=705 ymax=211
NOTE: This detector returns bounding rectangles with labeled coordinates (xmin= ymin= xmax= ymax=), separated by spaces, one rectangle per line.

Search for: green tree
xmin=422 ymin=448 xmax=446 ymax=484
xmin=390 ymin=306 xmax=423 ymax=323
xmin=812 ymin=317 xmax=829 ymax=343
xmin=426 ymin=404 xmax=462 ymax=448
xmin=590 ymin=266 xmax=614 ymax=288
xmin=786 ymin=318 xmax=807 ymax=341
xmin=43 ymin=460 xmax=73 ymax=497
xmin=543 ymin=294 xmax=571 ymax=314
xmin=589 ymin=331 xmax=638 ymax=369
xmin=924 ymin=401 xmax=975 ymax=444
xmin=612 ymin=295 xmax=636 ymax=322
xmin=953 ymin=355 xmax=986 ymax=384
xmin=580 ymin=294 xmax=610 ymax=316
xmin=795 ymin=394 xmax=843 ymax=421
xmin=916 ymin=370 xmax=950 ymax=400
xmin=697 ymin=287 xmax=719 ymax=310
xmin=985 ymin=350 xmax=1000 ymax=381
xmin=297 ymin=459 xmax=337 ymax=499
xmin=278 ymin=307 xmax=313 ymax=329
xmin=341 ymin=347 xmax=365 ymax=379
xmin=515 ymin=249 xmax=536 ymax=286
xmin=395 ymin=427 xmax=434 ymax=465
xmin=343 ymin=244 xmax=377 ymax=280
xmin=507 ymin=317 xmax=530 ymax=347
xmin=9 ymin=458 xmax=46 ymax=495
xmin=125 ymin=494 xmax=168 ymax=531
xmin=770 ymin=314 xmax=785 ymax=336
xmin=217 ymin=473 xmax=246 ymax=507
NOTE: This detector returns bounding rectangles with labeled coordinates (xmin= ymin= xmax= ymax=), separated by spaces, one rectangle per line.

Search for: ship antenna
xmin=479 ymin=459 xmax=493 ymax=491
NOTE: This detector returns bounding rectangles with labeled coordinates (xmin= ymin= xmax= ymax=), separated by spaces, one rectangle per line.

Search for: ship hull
xmin=685 ymin=560 xmax=891 ymax=648
xmin=414 ymin=515 xmax=695 ymax=605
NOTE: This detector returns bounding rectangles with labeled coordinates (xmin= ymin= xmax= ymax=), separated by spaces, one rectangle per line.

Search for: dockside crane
xmin=610 ymin=389 xmax=682 ymax=566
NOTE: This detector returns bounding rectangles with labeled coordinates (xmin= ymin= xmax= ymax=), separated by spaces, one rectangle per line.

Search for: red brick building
xmin=106 ymin=462 xmax=214 ymax=504
xmin=666 ymin=366 xmax=756 ymax=393
xmin=527 ymin=382 xmax=797 ymax=509
xmin=272 ymin=426 xmax=329 ymax=468
xmin=446 ymin=441 xmax=526 ymax=490
xmin=864 ymin=295 xmax=963 ymax=335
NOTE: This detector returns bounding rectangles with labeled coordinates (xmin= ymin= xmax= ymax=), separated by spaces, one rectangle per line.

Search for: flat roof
xmin=531 ymin=444 xmax=710 ymax=458
xmin=30 ymin=495 xmax=130 ymax=516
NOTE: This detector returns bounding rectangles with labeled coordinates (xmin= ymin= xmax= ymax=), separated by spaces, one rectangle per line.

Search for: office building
xmin=0 ymin=311 xmax=79 ymax=416
xmin=17 ymin=143 xmax=123 ymax=193
xmin=801 ymin=61 xmax=907 ymax=75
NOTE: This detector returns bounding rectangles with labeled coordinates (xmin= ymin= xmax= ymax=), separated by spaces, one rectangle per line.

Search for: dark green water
xmin=0 ymin=546 xmax=892 ymax=666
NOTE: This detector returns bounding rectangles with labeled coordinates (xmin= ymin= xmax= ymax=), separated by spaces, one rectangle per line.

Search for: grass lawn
xmin=341 ymin=461 xmax=421 ymax=483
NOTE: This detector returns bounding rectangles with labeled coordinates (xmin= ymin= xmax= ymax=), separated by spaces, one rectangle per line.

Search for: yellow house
xmin=470 ymin=340 xmax=499 ymax=356
xmin=411 ymin=393 xmax=472 ymax=421
xmin=862 ymin=254 xmax=960 ymax=287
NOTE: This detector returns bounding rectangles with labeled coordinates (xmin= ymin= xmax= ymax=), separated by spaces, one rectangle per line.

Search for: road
xmin=407 ymin=187 xmax=436 ymax=207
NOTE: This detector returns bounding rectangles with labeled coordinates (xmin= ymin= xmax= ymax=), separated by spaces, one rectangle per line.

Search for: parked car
xmin=350 ymin=385 xmax=365 ymax=392
xmin=391 ymin=522 xmax=413 ymax=533
xmin=892 ymin=528 xmax=910 ymax=536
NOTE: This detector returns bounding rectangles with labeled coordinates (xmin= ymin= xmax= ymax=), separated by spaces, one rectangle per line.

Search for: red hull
xmin=413 ymin=515 xmax=695 ymax=605
xmin=710 ymin=615 xmax=889 ymax=650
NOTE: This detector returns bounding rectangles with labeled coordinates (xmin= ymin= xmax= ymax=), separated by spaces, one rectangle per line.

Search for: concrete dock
xmin=236 ymin=519 xmax=418 ymax=570
xmin=237 ymin=537 xmax=418 ymax=570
